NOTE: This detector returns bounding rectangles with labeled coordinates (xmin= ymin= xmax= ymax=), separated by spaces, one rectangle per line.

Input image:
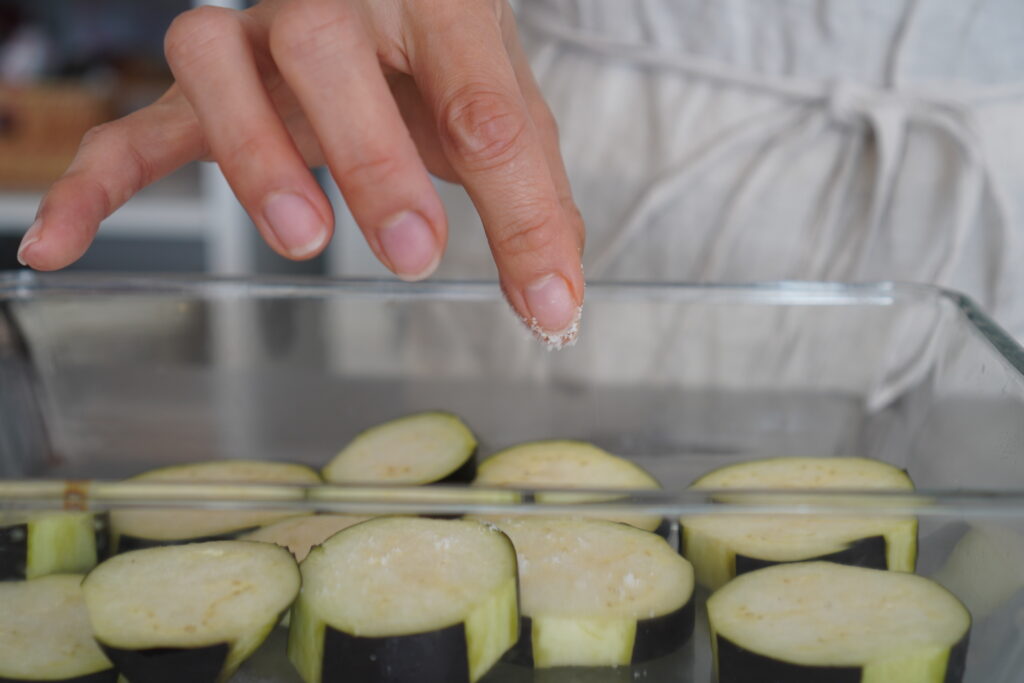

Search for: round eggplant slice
xmin=489 ymin=517 xmax=694 ymax=668
xmin=82 ymin=541 xmax=300 ymax=683
xmin=0 ymin=575 xmax=115 ymax=682
xmin=0 ymin=511 xmax=105 ymax=581
xmin=242 ymin=515 xmax=374 ymax=629
xmin=288 ymin=517 xmax=519 ymax=683
xmin=241 ymin=514 xmax=373 ymax=562
xmin=707 ymin=562 xmax=971 ymax=683
xmin=681 ymin=457 xmax=917 ymax=589
xmin=109 ymin=460 xmax=320 ymax=551
xmin=323 ymin=412 xmax=478 ymax=486
xmin=474 ymin=441 xmax=664 ymax=534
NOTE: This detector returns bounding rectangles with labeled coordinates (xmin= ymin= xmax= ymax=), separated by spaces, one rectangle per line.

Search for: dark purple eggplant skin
xmin=652 ymin=518 xmax=672 ymax=544
xmin=430 ymin=450 xmax=478 ymax=486
xmin=114 ymin=529 xmax=257 ymax=554
xmin=944 ymin=634 xmax=970 ymax=683
xmin=714 ymin=631 xmax=970 ymax=683
xmin=421 ymin=451 xmax=478 ymax=519
xmin=99 ymin=643 xmax=228 ymax=683
xmin=504 ymin=618 xmax=534 ymax=667
xmin=733 ymin=535 xmax=891 ymax=577
xmin=507 ymin=597 xmax=695 ymax=667
xmin=322 ymin=622 xmax=470 ymax=683
xmin=0 ymin=523 xmax=28 ymax=580
xmin=93 ymin=514 xmax=111 ymax=562
xmin=715 ymin=635 xmax=860 ymax=683
xmin=0 ymin=670 xmax=117 ymax=683
xmin=633 ymin=597 xmax=695 ymax=663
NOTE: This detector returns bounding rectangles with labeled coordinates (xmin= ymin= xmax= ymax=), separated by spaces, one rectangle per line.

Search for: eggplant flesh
xmin=0 ymin=575 xmax=114 ymax=683
xmin=510 ymin=598 xmax=695 ymax=668
xmin=683 ymin=514 xmax=918 ymax=590
xmin=242 ymin=515 xmax=372 ymax=562
xmin=288 ymin=517 xmax=519 ymax=683
xmin=488 ymin=518 xmax=694 ymax=669
xmin=323 ymin=412 xmax=478 ymax=486
xmin=474 ymin=441 xmax=664 ymax=532
xmin=82 ymin=541 xmax=300 ymax=683
xmin=708 ymin=562 xmax=971 ymax=683
xmin=683 ymin=457 xmax=918 ymax=590
xmin=109 ymin=461 xmax=320 ymax=549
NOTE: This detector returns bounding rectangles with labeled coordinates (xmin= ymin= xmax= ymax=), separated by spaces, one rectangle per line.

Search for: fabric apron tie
xmin=522 ymin=9 xmax=1018 ymax=308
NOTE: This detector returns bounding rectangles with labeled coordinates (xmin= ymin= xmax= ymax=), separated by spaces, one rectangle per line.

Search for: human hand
xmin=18 ymin=0 xmax=585 ymax=345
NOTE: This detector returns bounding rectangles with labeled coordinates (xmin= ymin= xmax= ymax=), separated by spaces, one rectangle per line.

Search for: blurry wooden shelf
xmin=0 ymin=164 xmax=209 ymax=238
xmin=0 ymin=192 xmax=209 ymax=238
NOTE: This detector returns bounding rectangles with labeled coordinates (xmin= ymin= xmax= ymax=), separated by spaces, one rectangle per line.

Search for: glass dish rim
xmin=3 ymin=480 xmax=1024 ymax=518
xmin=3 ymin=272 xmax=1023 ymax=516
xmin=2 ymin=270 xmax=1022 ymax=374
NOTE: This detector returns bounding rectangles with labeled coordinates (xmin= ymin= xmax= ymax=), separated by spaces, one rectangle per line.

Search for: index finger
xmin=408 ymin=3 xmax=584 ymax=347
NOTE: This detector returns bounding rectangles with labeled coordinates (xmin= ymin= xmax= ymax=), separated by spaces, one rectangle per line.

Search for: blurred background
xmin=0 ymin=0 xmax=349 ymax=276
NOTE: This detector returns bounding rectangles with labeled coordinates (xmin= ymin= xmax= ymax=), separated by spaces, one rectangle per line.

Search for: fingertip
xmin=377 ymin=210 xmax=442 ymax=281
xmin=17 ymin=236 xmax=78 ymax=272
xmin=262 ymin=192 xmax=332 ymax=260
xmin=16 ymin=220 xmax=41 ymax=267
xmin=510 ymin=270 xmax=584 ymax=349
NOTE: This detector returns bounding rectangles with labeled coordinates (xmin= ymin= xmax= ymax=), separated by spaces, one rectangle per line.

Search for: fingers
xmin=268 ymin=0 xmax=446 ymax=280
xmin=19 ymin=90 xmax=204 ymax=270
xmin=388 ymin=73 xmax=459 ymax=183
xmin=409 ymin=1 xmax=584 ymax=345
xmin=501 ymin=9 xmax=585 ymax=250
xmin=165 ymin=6 xmax=333 ymax=260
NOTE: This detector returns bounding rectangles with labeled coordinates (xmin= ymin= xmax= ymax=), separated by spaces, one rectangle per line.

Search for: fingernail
xmin=263 ymin=193 xmax=328 ymax=258
xmin=523 ymin=273 xmax=582 ymax=349
xmin=379 ymin=211 xmax=440 ymax=281
xmin=17 ymin=219 xmax=42 ymax=267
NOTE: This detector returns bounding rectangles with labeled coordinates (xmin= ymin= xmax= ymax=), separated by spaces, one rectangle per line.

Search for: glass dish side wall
xmin=2 ymin=277 xmax=1022 ymax=488
xmin=2 ymin=275 xmax=1024 ymax=683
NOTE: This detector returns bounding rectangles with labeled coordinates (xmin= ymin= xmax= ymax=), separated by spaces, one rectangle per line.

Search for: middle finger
xmin=269 ymin=0 xmax=448 ymax=281
xmin=165 ymin=6 xmax=334 ymax=259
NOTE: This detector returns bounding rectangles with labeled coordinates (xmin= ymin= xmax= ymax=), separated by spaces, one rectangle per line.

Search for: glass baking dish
xmin=2 ymin=272 xmax=1024 ymax=683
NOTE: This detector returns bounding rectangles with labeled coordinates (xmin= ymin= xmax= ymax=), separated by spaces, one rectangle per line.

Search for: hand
xmin=19 ymin=0 xmax=585 ymax=345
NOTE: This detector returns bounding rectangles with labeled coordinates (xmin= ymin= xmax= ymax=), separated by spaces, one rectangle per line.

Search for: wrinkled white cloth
xmin=335 ymin=0 xmax=1024 ymax=343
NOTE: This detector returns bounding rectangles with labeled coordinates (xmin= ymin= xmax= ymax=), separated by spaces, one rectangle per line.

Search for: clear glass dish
xmin=2 ymin=272 xmax=1024 ymax=683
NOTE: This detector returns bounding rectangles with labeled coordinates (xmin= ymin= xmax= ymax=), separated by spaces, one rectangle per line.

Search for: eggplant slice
xmin=681 ymin=457 xmax=917 ymax=589
xmin=0 ymin=574 xmax=115 ymax=683
xmin=0 ymin=511 xmax=105 ymax=580
xmin=490 ymin=517 xmax=694 ymax=668
xmin=109 ymin=460 xmax=321 ymax=551
xmin=474 ymin=441 xmax=664 ymax=534
xmin=241 ymin=514 xmax=372 ymax=562
xmin=323 ymin=412 xmax=478 ymax=485
xmin=288 ymin=517 xmax=518 ymax=683
xmin=82 ymin=541 xmax=300 ymax=683
xmin=707 ymin=562 xmax=971 ymax=683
